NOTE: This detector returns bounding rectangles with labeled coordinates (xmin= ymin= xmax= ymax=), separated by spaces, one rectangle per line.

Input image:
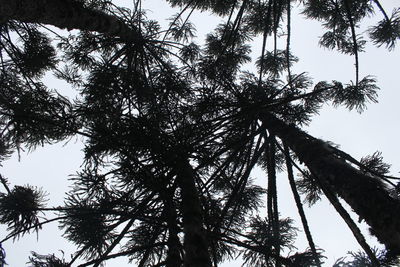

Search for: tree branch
xmin=0 ymin=0 xmax=144 ymax=44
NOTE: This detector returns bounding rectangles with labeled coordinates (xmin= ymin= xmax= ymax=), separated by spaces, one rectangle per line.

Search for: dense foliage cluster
xmin=0 ymin=0 xmax=400 ymax=266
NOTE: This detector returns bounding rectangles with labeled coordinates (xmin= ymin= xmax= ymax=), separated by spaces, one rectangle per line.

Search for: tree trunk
xmin=260 ymin=112 xmax=400 ymax=254
xmin=0 ymin=0 xmax=143 ymax=43
xmin=164 ymin=193 xmax=183 ymax=267
xmin=266 ymin=136 xmax=281 ymax=266
xmin=283 ymin=144 xmax=322 ymax=267
xmin=175 ymin=159 xmax=212 ymax=267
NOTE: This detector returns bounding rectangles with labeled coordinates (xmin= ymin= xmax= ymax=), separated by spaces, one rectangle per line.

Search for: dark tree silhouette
xmin=0 ymin=0 xmax=400 ymax=266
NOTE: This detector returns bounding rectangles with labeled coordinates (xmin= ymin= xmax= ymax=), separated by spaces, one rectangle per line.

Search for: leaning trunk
xmin=260 ymin=112 xmax=400 ymax=254
xmin=0 ymin=0 xmax=142 ymax=43
xmin=175 ymin=159 xmax=212 ymax=267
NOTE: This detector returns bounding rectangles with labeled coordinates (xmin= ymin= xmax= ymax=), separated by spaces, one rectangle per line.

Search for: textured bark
xmin=260 ymin=112 xmax=400 ymax=254
xmin=0 ymin=0 xmax=143 ymax=43
xmin=164 ymin=195 xmax=183 ymax=267
xmin=176 ymin=160 xmax=212 ymax=267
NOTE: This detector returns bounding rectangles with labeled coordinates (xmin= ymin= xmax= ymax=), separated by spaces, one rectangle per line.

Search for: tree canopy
xmin=0 ymin=0 xmax=400 ymax=266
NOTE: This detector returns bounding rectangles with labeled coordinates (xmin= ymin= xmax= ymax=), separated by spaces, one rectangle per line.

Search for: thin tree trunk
xmin=175 ymin=159 xmax=212 ymax=267
xmin=310 ymin=168 xmax=380 ymax=266
xmin=260 ymin=112 xmax=400 ymax=254
xmin=0 ymin=0 xmax=143 ymax=43
xmin=283 ymin=144 xmax=322 ymax=267
xmin=164 ymin=193 xmax=183 ymax=267
xmin=266 ymin=135 xmax=281 ymax=266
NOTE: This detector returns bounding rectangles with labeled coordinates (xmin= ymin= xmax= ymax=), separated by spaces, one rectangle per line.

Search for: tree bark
xmin=164 ymin=193 xmax=183 ymax=267
xmin=175 ymin=159 xmax=212 ymax=267
xmin=260 ymin=112 xmax=400 ymax=254
xmin=0 ymin=0 xmax=143 ymax=43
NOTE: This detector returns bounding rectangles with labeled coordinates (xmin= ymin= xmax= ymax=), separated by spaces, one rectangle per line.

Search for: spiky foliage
xmin=59 ymin=196 xmax=116 ymax=259
xmin=334 ymin=249 xmax=400 ymax=267
xmin=0 ymin=0 xmax=399 ymax=266
xmin=360 ymin=151 xmax=391 ymax=176
xmin=256 ymin=50 xmax=298 ymax=78
xmin=331 ymin=76 xmax=379 ymax=113
xmin=240 ymin=216 xmax=324 ymax=267
xmin=296 ymin=170 xmax=323 ymax=207
xmin=28 ymin=252 xmax=69 ymax=267
xmin=0 ymin=185 xmax=46 ymax=238
xmin=369 ymin=8 xmax=400 ymax=50
xmin=241 ymin=216 xmax=298 ymax=266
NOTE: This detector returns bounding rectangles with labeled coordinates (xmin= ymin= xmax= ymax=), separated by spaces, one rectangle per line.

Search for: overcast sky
xmin=1 ymin=1 xmax=399 ymax=266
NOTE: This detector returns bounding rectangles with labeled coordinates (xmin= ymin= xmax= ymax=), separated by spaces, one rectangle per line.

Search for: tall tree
xmin=0 ymin=0 xmax=400 ymax=266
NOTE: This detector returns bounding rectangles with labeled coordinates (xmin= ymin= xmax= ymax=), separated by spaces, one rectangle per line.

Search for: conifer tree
xmin=0 ymin=0 xmax=400 ymax=266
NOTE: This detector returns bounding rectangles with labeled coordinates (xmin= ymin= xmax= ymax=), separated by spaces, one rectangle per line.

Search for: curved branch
xmin=0 ymin=0 xmax=144 ymax=44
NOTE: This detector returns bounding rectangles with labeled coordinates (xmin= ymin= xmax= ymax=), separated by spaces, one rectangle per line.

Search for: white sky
xmin=1 ymin=0 xmax=399 ymax=266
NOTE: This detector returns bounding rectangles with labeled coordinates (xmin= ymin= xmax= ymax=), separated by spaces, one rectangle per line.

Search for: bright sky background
xmin=1 ymin=0 xmax=399 ymax=266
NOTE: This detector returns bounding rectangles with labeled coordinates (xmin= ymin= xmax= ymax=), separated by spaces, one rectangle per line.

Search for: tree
xmin=0 ymin=0 xmax=399 ymax=266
